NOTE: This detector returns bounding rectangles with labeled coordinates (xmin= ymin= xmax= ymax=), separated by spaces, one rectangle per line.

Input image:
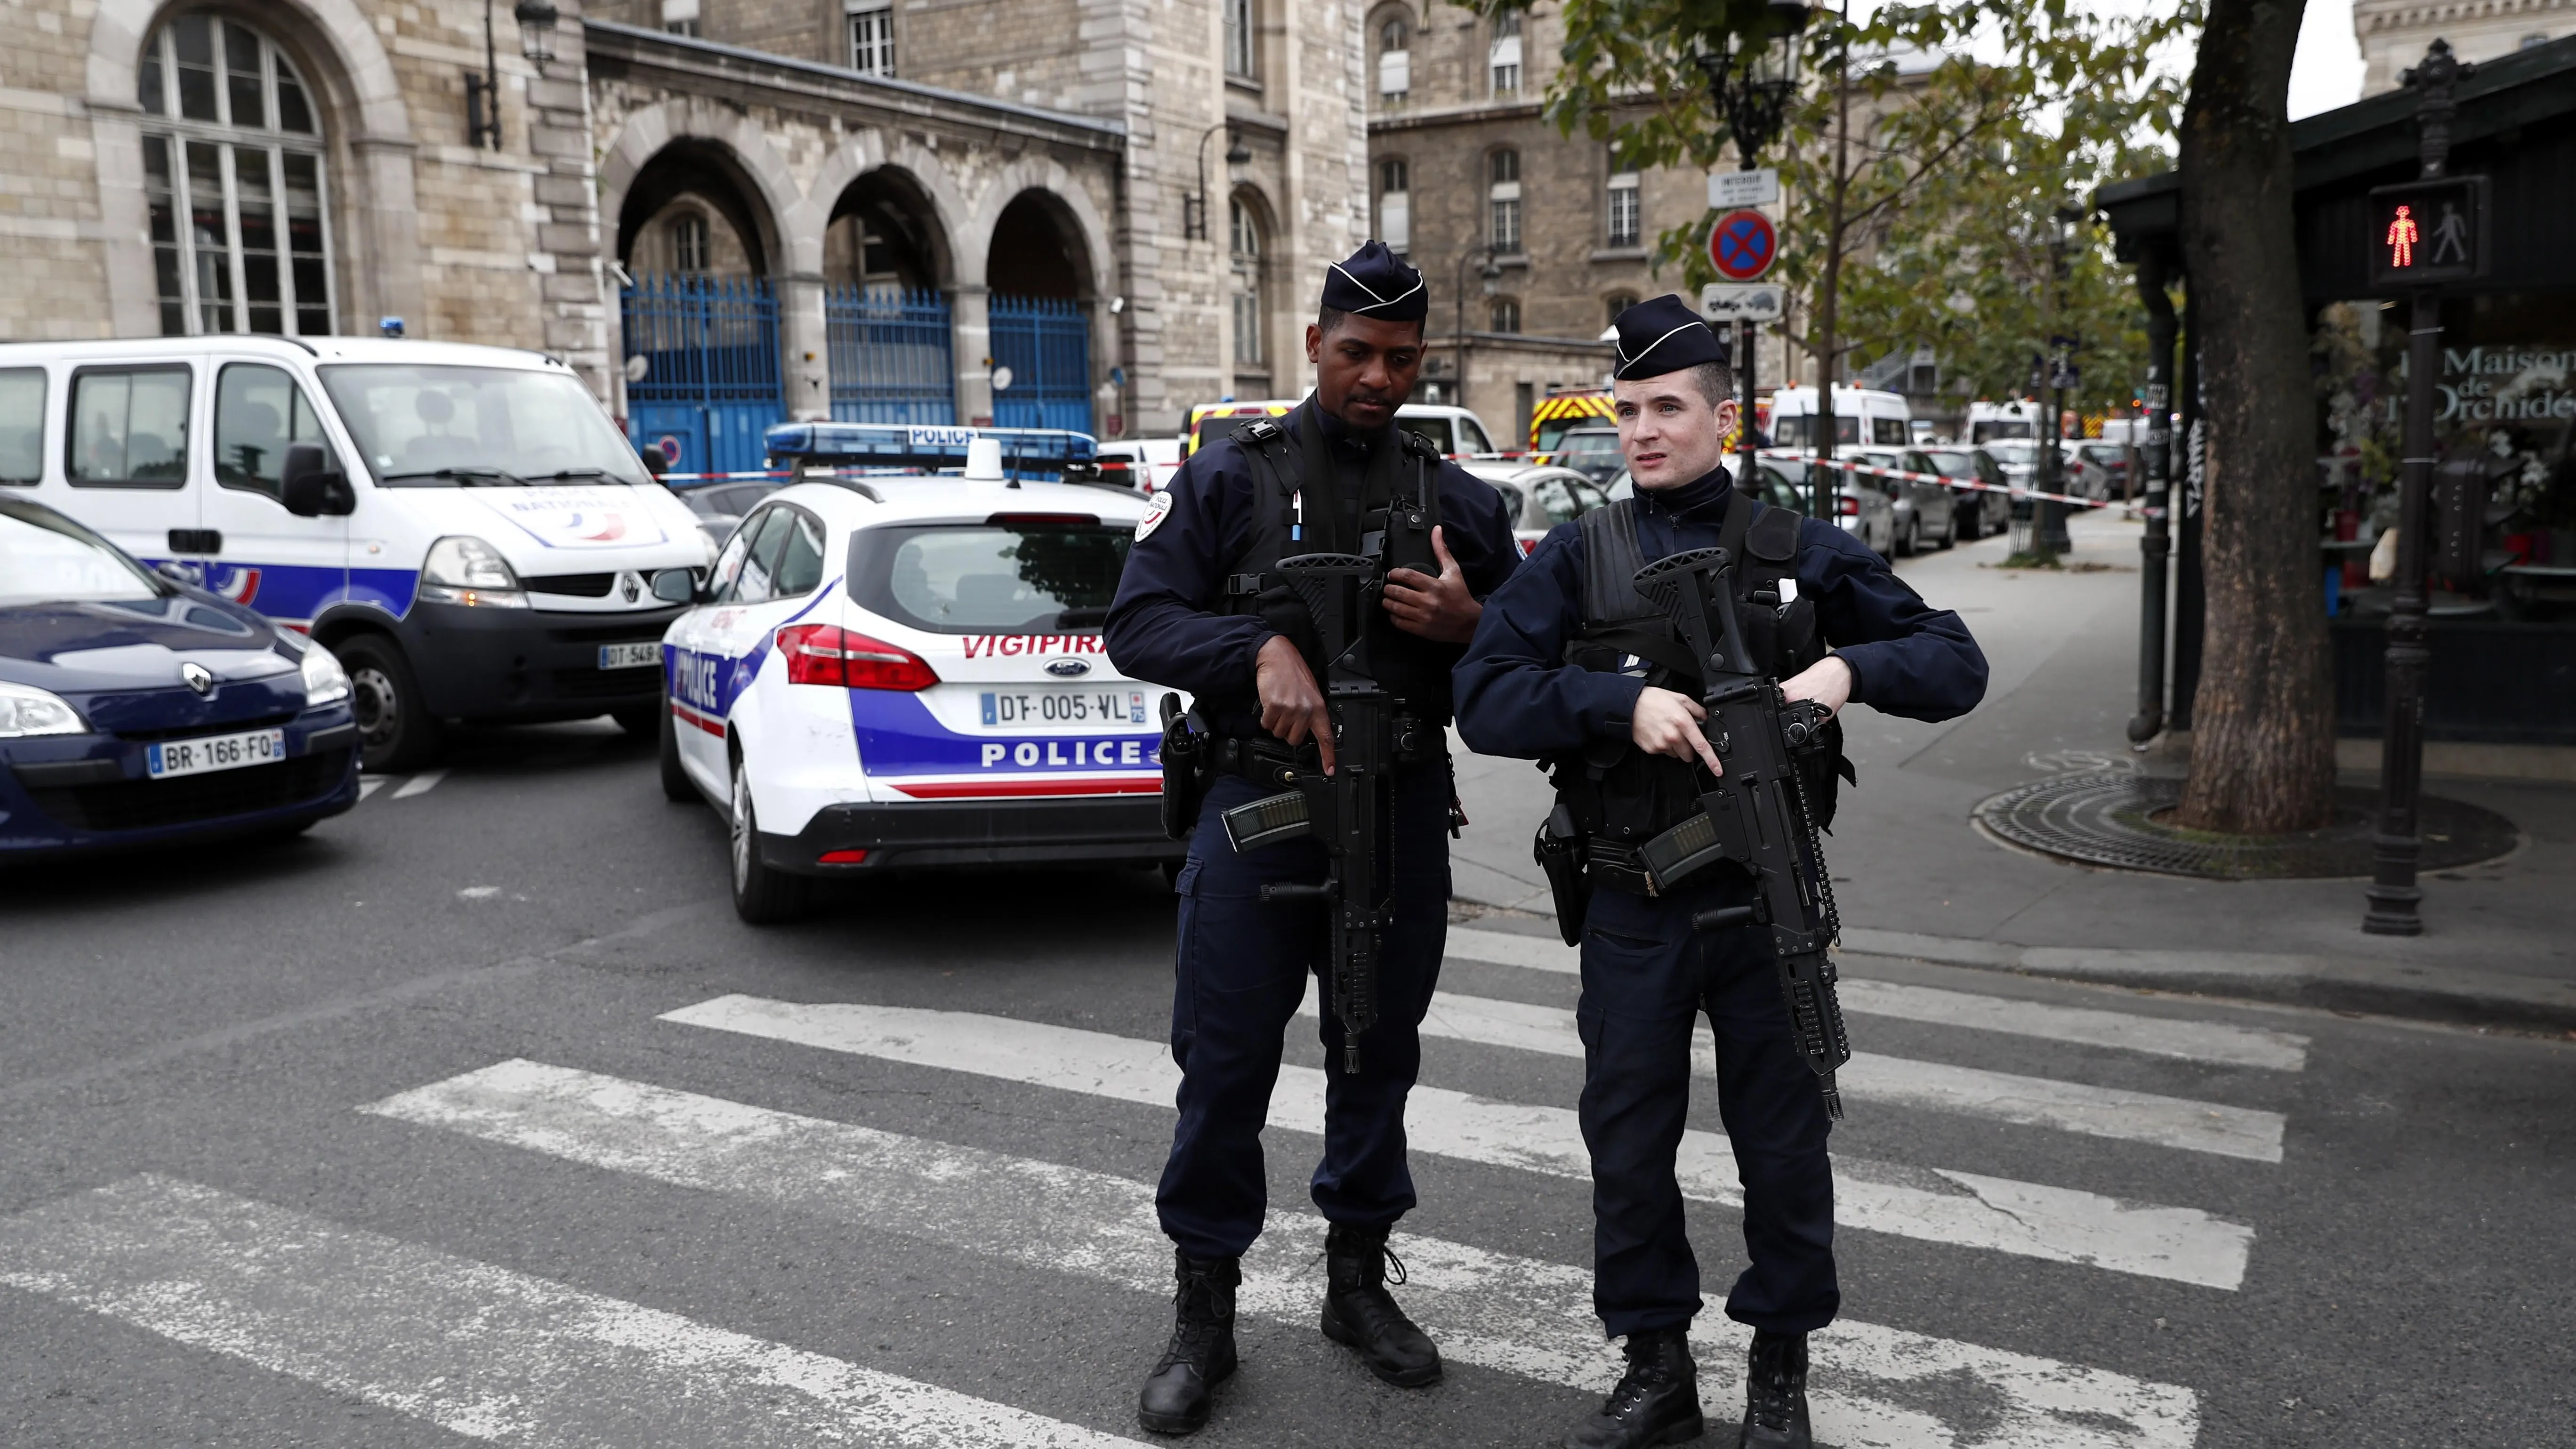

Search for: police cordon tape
xmin=1755 ymin=449 xmax=2107 ymax=510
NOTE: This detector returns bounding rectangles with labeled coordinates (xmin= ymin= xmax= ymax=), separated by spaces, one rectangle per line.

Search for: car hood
xmin=0 ymin=596 xmax=297 ymax=693
xmin=397 ymin=484 xmax=710 ymax=572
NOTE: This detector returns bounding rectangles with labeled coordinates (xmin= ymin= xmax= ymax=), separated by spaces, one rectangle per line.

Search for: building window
xmin=137 ymin=15 xmax=332 ymax=338
xmin=671 ymin=213 xmax=709 ymax=274
xmin=662 ymin=0 xmax=700 ymax=37
xmin=1606 ymin=170 xmax=1641 ymax=249
xmin=847 ymin=0 xmax=894 ymax=76
xmin=1377 ymin=15 xmax=1411 ymax=100
xmin=1377 ymin=158 xmax=1410 ymax=254
xmin=1224 ymin=0 xmax=1256 ymax=80
xmin=1489 ymin=149 xmax=1521 ymax=254
xmin=1490 ymin=298 xmax=1521 ymax=334
xmin=1230 ymin=197 xmax=1265 ymax=368
xmin=1604 ymin=292 xmax=1639 ymax=328
xmin=1490 ymin=9 xmax=1523 ymax=95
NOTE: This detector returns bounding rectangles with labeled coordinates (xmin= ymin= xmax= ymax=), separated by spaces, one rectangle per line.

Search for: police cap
xmin=1321 ymin=240 xmax=1429 ymax=322
xmin=1610 ymin=293 xmax=1728 ymax=380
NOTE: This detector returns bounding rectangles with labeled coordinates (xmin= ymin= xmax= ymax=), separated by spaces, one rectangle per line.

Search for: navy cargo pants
xmin=1578 ymin=869 xmax=1839 ymax=1338
xmin=1155 ymin=767 xmax=1449 ymax=1260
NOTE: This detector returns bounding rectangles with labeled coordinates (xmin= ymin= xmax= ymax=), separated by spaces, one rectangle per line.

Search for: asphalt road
xmin=2 ymin=715 xmax=2572 ymax=1448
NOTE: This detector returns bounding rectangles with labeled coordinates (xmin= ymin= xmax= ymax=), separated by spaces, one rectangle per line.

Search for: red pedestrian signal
xmin=2367 ymin=177 xmax=2488 ymax=287
xmin=2385 ymin=204 xmax=2416 ymax=269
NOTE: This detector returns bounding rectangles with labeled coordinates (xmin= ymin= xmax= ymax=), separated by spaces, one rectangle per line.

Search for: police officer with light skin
xmin=1104 ymin=241 xmax=1520 ymax=1436
xmin=1453 ymin=296 xmax=1986 ymax=1449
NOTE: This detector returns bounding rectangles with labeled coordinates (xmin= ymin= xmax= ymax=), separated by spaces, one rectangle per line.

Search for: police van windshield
xmin=318 ymin=364 xmax=650 ymax=487
xmin=1971 ymin=420 xmax=2035 ymax=442
xmin=1770 ymin=415 xmax=1862 ymax=447
xmin=853 ymin=522 xmax=1132 ymax=635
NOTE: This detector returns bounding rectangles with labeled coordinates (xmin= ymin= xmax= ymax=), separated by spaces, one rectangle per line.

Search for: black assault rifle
xmin=1212 ymin=552 xmax=1395 ymax=1074
xmin=1631 ymin=547 xmax=1853 ymax=1118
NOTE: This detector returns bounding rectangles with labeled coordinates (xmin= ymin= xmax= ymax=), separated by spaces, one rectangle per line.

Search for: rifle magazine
xmin=1221 ymin=790 xmax=1312 ymax=853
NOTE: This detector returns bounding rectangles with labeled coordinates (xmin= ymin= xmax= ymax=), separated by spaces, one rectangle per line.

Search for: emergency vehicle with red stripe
xmin=654 ymin=422 xmax=1182 ymax=922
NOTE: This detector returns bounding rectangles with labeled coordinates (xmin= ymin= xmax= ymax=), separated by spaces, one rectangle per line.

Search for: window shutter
xmin=1381 ymin=191 xmax=1409 ymax=252
xmin=1378 ymin=48 xmax=1409 ymax=97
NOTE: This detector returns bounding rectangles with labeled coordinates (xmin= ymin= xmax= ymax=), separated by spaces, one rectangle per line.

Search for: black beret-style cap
xmin=1610 ymin=293 xmax=1728 ymax=380
xmin=1321 ymin=240 xmax=1429 ymax=321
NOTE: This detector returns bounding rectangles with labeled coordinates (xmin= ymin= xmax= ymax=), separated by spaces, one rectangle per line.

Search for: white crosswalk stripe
xmin=0 ymin=1173 xmax=1145 ymax=1448
xmin=1340 ymin=984 xmax=2287 ymax=1160
xmin=366 ymin=1058 xmax=2202 ymax=1449
xmin=1443 ymin=926 xmax=2310 ymax=1071
xmin=662 ymin=995 xmax=2255 ymax=1289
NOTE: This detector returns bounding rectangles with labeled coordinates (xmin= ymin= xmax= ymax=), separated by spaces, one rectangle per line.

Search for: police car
xmin=653 ymin=423 xmax=1183 ymax=921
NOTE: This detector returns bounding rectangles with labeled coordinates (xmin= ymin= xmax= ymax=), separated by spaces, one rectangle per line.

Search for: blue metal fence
xmin=825 ymin=286 xmax=955 ymax=426
xmin=620 ymin=274 xmax=785 ymax=476
xmin=988 ymin=294 xmax=1092 ymax=434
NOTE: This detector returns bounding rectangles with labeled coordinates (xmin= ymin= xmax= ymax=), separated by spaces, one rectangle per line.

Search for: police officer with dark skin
xmin=1104 ymin=241 xmax=1520 ymax=1436
xmin=1454 ymin=296 xmax=1986 ymax=1449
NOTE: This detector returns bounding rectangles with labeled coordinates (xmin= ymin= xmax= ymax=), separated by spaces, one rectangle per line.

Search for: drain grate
xmin=1972 ymin=774 xmax=2519 ymax=880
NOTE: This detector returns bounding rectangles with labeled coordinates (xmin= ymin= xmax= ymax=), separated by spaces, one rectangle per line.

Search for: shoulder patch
xmin=1134 ymin=489 xmax=1175 ymax=541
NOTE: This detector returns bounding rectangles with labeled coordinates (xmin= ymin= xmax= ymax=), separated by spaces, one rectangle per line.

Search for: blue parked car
xmin=0 ymin=498 xmax=360 ymax=855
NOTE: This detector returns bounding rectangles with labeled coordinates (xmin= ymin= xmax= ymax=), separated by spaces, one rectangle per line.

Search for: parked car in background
xmin=1462 ymin=460 xmax=1615 ymax=554
xmin=1838 ymin=447 xmax=1954 ymax=555
xmin=1615 ymin=459 xmax=1896 ymax=557
xmin=1907 ymin=446 xmax=2013 ymax=540
xmin=1551 ymin=427 xmax=1626 ymax=484
xmin=1094 ymin=437 xmax=1184 ymax=494
xmin=1530 ymin=389 xmax=1615 ymax=459
xmin=0 ymin=497 xmax=360 ymax=856
xmin=1394 ymin=403 xmax=1504 ymax=458
xmin=672 ymin=478 xmax=786 ymax=554
xmin=2069 ymin=441 xmax=2141 ymax=501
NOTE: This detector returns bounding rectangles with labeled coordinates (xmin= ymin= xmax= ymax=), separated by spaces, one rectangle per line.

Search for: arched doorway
xmin=616 ymin=141 xmax=785 ymax=477
xmin=822 ymin=169 xmax=954 ymax=425
xmin=984 ymin=191 xmax=1093 ymax=434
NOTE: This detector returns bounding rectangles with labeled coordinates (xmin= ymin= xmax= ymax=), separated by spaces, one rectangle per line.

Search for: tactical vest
xmin=1551 ymin=493 xmax=1853 ymax=847
xmin=1216 ymin=414 xmax=1459 ymax=724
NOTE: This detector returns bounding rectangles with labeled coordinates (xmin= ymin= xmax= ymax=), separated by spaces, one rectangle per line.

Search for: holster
xmin=1533 ymin=802 xmax=1592 ymax=947
xmin=1158 ymin=693 xmax=1209 ymax=840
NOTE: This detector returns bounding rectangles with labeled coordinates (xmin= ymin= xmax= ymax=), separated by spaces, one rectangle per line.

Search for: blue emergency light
xmin=762 ymin=422 xmax=1099 ymax=483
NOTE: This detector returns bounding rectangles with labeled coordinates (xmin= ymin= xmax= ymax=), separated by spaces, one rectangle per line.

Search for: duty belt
xmin=1210 ymin=716 xmax=1445 ymax=790
xmin=1585 ymin=811 xmax=1733 ymax=897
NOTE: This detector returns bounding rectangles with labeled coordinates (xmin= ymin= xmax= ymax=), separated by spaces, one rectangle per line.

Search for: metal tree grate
xmin=1972 ymin=773 xmax=2519 ymax=880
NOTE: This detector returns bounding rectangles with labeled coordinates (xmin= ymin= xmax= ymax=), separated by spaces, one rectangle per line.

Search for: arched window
xmin=1490 ymin=298 xmax=1521 ymax=334
xmin=671 ymin=213 xmax=710 ymax=274
xmin=137 ymin=14 xmax=332 ymax=337
xmin=1604 ymin=292 xmax=1640 ymax=328
xmin=1488 ymin=149 xmax=1522 ymax=253
xmin=1229 ymin=197 xmax=1265 ymax=369
xmin=1377 ymin=14 xmax=1410 ymax=100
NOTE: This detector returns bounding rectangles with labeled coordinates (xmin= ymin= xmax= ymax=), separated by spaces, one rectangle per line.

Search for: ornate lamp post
xmin=1184 ymin=125 xmax=1254 ymax=243
xmin=466 ymin=0 xmax=561 ymax=149
xmin=1698 ymin=1 xmax=1811 ymax=496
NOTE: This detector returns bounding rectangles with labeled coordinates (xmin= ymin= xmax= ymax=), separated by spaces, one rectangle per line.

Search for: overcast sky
xmin=2288 ymin=0 xmax=2368 ymax=119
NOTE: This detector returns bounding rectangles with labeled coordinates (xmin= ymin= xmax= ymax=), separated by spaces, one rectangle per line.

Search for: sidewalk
xmin=1449 ymin=509 xmax=2576 ymax=1031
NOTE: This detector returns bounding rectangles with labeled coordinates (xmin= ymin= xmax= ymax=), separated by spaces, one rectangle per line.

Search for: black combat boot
xmin=1319 ymin=1222 xmax=1442 ymax=1387
xmin=1737 ymin=1330 xmax=1812 ymax=1449
xmin=1137 ymin=1249 xmax=1239 ymax=1435
xmin=1564 ymin=1327 xmax=1703 ymax=1448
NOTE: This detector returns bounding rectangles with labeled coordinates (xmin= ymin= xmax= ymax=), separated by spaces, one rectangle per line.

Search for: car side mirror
xmin=650 ymin=567 xmax=700 ymax=605
xmin=281 ymin=443 xmax=355 ymax=517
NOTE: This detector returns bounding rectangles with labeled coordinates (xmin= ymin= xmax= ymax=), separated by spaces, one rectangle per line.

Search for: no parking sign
xmin=1707 ymin=208 xmax=1778 ymax=282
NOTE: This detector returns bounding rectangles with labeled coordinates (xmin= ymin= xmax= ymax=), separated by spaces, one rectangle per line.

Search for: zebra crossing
xmin=0 ymin=924 xmax=2305 ymax=1448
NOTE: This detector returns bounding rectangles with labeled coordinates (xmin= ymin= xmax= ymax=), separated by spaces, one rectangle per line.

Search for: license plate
xmin=980 ymin=687 xmax=1149 ymax=728
xmin=146 ymin=727 xmax=287 ymax=780
xmin=599 ymin=642 xmax=660 ymax=670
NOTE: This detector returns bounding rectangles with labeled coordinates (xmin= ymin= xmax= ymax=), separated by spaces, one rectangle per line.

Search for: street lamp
xmin=1696 ymin=1 xmax=1811 ymax=497
xmin=515 ymin=0 xmax=561 ymax=65
xmin=2033 ymin=198 xmax=2085 ymax=559
xmin=1452 ymin=243 xmax=1502 ymax=412
xmin=465 ymin=0 xmax=561 ymax=149
xmin=1185 ymin=124 xmax=1254 ymax=242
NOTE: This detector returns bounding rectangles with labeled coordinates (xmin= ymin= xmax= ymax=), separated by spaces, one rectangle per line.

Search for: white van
xmin=1965 ymin=398 xmax=2046 ymax=444
xmin=0 ymin=335 xmax=708 ymax=770
xmin=1765 ymin=386 xmax=1912 ymax=450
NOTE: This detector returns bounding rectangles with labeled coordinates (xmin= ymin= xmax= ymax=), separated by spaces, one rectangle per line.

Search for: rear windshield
xmin=852 ymin=522 xmax=1133 ymax=635
xmin=1559 ymin=432 xmax=1622 ymax=457
xmin=0 ymin=499 xmax=168 ymax=606
xmin=1922 ymin=451 xmax=1975 ymax=476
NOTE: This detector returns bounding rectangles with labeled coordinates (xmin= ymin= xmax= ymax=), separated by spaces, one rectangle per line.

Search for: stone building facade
xmin=0 ymin=0 xmax=1372 ymax=446
xmin=2353 ymin=0 xmax=2574 ymax=94
xmin=1363 ymin=0 xmax=1790 ymax=448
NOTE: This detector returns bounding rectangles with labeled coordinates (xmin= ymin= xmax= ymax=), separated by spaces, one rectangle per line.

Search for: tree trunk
xmin=1810 ymin=32 xmax=1853 ymax=520
xmin=2173 ymin=0 xmax=2335 ymax=834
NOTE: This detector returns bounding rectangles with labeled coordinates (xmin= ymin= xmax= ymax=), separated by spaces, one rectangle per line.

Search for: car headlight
xmin=0 ymin=681 xmax=86 ymax=738
xmin=419 ymin=535 xmax=528 ymax=608
xmin=299 ymin=640 xmax=352 ymax=707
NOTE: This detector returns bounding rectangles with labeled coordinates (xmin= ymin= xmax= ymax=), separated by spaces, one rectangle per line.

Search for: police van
xmin=654 ymin=422 xmax=1182 ymax=922
xmin=0 ymin=335 xmax=708 ymax=771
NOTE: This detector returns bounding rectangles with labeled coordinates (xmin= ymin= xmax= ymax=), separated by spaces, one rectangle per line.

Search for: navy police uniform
xmin=1104 ymin=242 xmax=1519 ymax=1435
xmin=1452 ymin=296 xmax=1985 ymax=1448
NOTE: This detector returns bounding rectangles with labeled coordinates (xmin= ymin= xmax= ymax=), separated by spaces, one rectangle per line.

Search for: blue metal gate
xmin=988 ymin=294 xmax=1092 ymax=434
xmin=620 ymin=274 xmax=785 ymax=476
xmin=825 ymin=286 xmax=955 ymax=426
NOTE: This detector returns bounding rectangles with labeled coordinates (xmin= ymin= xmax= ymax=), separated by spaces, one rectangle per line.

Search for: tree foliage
xmin=1513 ymin=0 xmax=2197 ymax=415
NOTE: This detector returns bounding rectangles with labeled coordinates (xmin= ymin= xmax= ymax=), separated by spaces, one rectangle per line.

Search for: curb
xmin=1836 ymin=928 xmax=2576 ymax=1035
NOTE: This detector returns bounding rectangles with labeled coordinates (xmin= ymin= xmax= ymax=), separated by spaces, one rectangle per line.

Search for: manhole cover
xmin=1972 ymin=774 xmax=2519 ymax=880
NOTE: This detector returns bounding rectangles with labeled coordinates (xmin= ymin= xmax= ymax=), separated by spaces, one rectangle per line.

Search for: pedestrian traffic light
xmin=2367 ymin=176 xmax=2488 ymax=287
